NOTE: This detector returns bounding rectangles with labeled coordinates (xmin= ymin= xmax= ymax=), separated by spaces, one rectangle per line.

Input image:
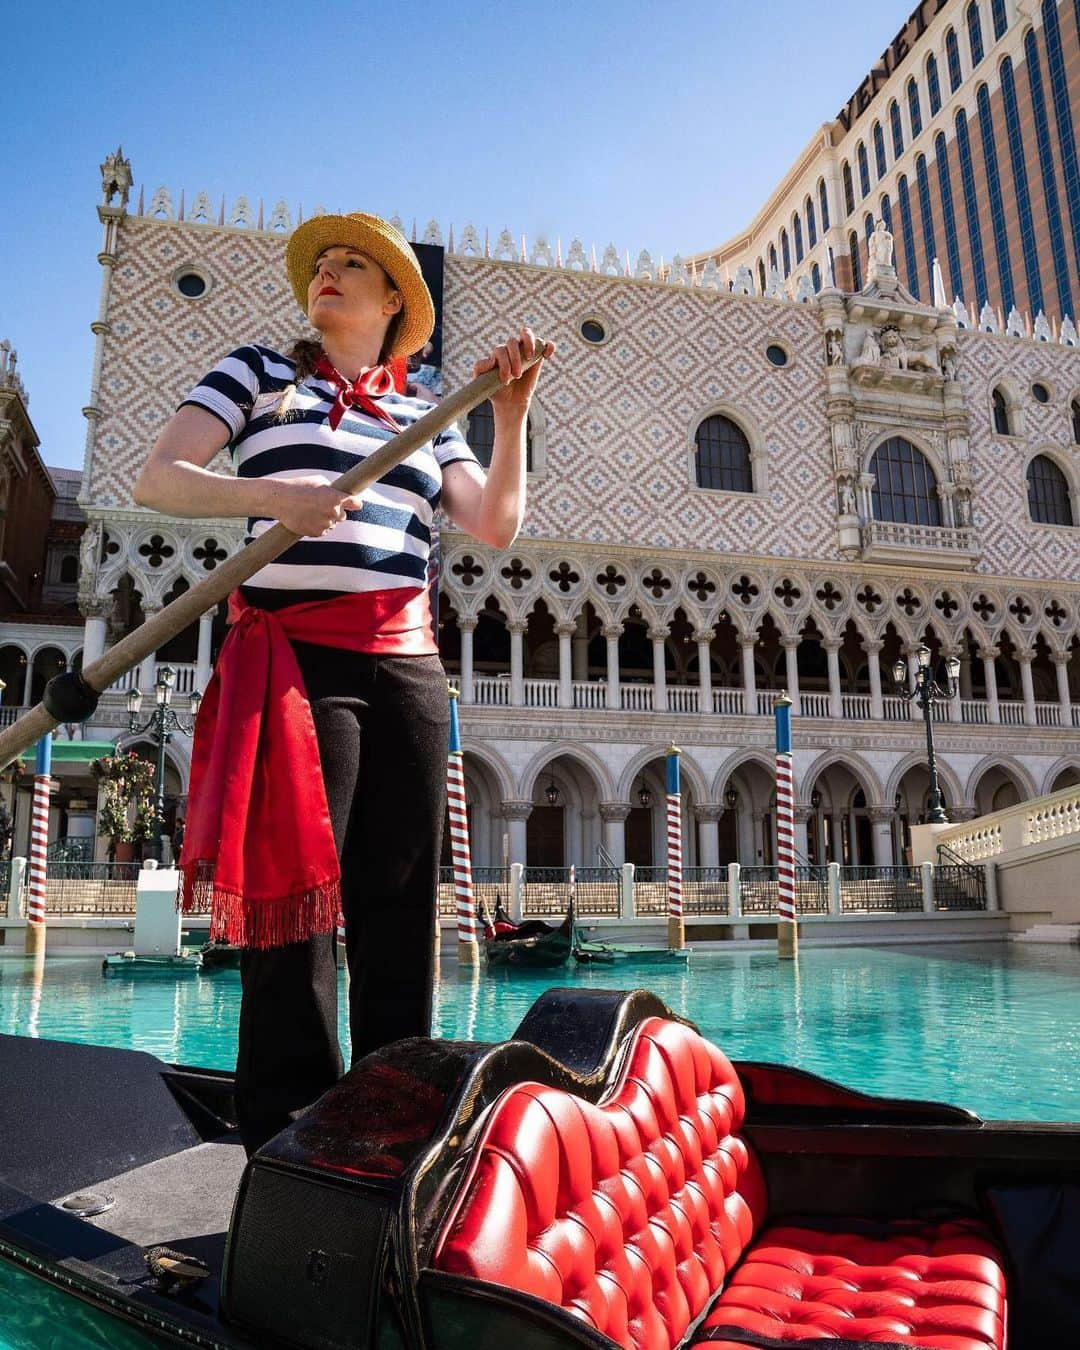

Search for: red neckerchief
xmin=178 ymin=588 xmax=436 ymax=949
xmin=313 ymin=353 xmax=401 ymax=432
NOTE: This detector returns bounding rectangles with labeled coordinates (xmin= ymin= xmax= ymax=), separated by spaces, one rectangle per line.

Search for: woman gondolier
xmin=134 ymin=212 xmax=552 ymax=1154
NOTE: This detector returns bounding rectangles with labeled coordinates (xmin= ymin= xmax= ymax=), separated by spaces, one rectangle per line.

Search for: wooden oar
xmin=0 ymin=346 xmax=550 ymax=771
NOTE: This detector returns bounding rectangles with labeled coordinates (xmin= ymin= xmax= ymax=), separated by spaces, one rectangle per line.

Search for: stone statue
xmin=857 ymin=328 xmax=881 ymax=366
xmin=839 ymin=482 xmax=858 ymax=516
xmin=868 ymin=218 xmax=894 ymax=269
xmin=827 ymin=330 xmax=845 ymax=366
xmin=879 ymin=325 xmax=939 ymax=373
xmin=941 ymin=347 xmax=959 ymax=382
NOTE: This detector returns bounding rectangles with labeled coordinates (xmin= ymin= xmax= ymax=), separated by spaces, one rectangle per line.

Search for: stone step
xmin=1012 ymin=923 xmax=1080 ymax=944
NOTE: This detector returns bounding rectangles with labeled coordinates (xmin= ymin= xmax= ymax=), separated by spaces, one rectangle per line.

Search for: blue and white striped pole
xmin=774 ymin=694 xmax=798 ymax=960
xmin=447 ymin=687 xmax=479 ymax=966
xmin=25 ymin=733 xmax=51 ymax=958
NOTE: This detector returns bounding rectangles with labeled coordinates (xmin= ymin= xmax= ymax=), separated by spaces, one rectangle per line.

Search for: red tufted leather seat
xmin=433 ymin=1018 xmax=1007 ymax=1350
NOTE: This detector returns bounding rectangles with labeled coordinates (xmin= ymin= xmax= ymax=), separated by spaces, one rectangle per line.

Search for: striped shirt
xmin=182 ymin=344 xmax=477 ymax=604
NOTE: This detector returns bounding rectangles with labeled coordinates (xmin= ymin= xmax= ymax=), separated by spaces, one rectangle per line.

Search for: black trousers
xmin=234 ymin=645 xmax=449 ymax=1155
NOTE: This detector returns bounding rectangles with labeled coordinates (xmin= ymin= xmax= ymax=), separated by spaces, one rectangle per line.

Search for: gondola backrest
xmin=432 ymin=1017 xmax=768 ymax=1350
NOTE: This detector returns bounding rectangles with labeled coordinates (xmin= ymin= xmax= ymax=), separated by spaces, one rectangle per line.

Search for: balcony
xmin=860 ymin=519 xmax=981 ymax=569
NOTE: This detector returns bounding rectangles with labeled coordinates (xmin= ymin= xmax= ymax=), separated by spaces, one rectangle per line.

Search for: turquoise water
xmin=1 ymin=942 xmax=1079 ymax=1346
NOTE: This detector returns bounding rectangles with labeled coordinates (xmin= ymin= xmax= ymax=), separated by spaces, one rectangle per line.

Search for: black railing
xmin=43 ymin=861 xmax=142 ymax=916
xmin=0 ymin=860 xmax=10 ymax=919
xmin=437 ymin=866 xmax=509 ymax=919
xmin=839 ymin=865 xmax=923 ymax=912
xmin=522 ymin=866 xmax=620 ymax=917
xmin=47 ymin=837 xmax=95 ymax=863
xmin=933 ymin=845 xmax=987 ymax=910
xmin=740 ymin=865 xmax=829 ymax=915
xmin=683 ymin=866 xmax=729 ymax=916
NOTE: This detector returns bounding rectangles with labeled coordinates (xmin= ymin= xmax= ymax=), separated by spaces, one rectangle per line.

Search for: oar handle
xmin=0 ymin=342 xmax=551 ymax=770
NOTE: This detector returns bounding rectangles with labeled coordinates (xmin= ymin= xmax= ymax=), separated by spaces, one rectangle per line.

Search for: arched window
xmin=935 ymin=131 xmax=963 ymax=302
xmin=842 ymin=161 xmax=855 ymax=216
xmin=1027 ymin=455 xmax=1074 ymax=525
xmin=880 ymin=194 xmax=893 ymax=236
xmin=946 ymin=27 xmax=963 ymax=92
xmin=992 ymin=0 xmax=1007 ymax=38
xmin=916 ymin=154 xmax=937 ymax=287
xmin=1001 ymin=56 xmax=1045 ymax=318
xmin=694 ymin=415 xmax=753 ymax=493
xmin=758 ymin=258 xmax=767 ymax=294
xmin=992 ymin=387 xmax=1011 ymax=435
xmin=769 ymin=243 xmax=778 ymax=274
xmin=870 ymin=437 xmax=942 ymax=525
xmin=781 ymin=228 xmax=791 ymax=277
xmin=907 ymin=77 xmax=923 ymax=137
xmin=467 ymin=400 xmax=533 ymax=471
xmin=873 ymin=121 xmax=887 ymax=178
xmin=59 ymin=554 xmax=78 ymax=584
xmin=1024 ymin=26 xmax=1073 ymax=320
xmin=955 ymin=110 xmax=988 ymax=307
xmin=1041 ymin=0 xmax=1080 ymax=320
xmin=865 ymin=213 xmax=875 ymax=247
xmin=806 ymin=196 xmax=817 ymax=248
xmin=967 ymin=2 xmax=985 ymax=65
xmin=794 ymin=214 xmax=804 ymax=263
xmin=897 ymin=174 xmax=920 ymax=297
xmin=849 ymin=231 xmax=862 ymax=291
xmin=889 ymin=99 xmax=904 ymax=157
xmin=927 ymin=53 xmax=942 ymax=114
xmin=811 ymin=262 xmax=822 ymax=292
xmin=1072 ymin=398 xmax=1080 ymax=443
xmin=818 ymin=177 xmax=831 ymax=231
xmin=857 ymin=141 xmax=870 ymax=197
xmin=977 ymin=82 xmax=1015 ymax=313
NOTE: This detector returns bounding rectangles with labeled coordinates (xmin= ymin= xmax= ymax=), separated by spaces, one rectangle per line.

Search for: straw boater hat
xmin=285 ymin=212 xmax=435 ymax=360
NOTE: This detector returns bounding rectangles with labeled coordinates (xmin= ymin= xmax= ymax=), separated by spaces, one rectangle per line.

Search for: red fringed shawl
xmin=179 ymin=587 xmax=436 ymax=948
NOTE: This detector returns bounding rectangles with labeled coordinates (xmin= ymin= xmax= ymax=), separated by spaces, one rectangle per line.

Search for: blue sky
xmin=6 ymin=0 xmax=910 ymax=472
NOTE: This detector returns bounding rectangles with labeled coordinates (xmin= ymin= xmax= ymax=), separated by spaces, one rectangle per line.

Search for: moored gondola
xmin=1 ymin=988 xmax=1079 ymax=1349
xmin=478 ymin=896 xmax=577 ymax=968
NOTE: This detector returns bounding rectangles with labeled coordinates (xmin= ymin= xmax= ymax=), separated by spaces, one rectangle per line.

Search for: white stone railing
xmin=960 ymin=699 xmax=989 ymax=724
xmin=713 ymin=688 xmax=745 ymax=715
xmin=933 ymin=784 xmax=1080 ymax=860
xmin=572 ymin=681 xmax=607 ymax=710
xmin=666 ymin=686 xmax=700 ymax=714
xmin=620 ymin=684 xmax=654 ymax=713
xmin=999 ymin=701 xmax=1026 ymax=726
xmin=842 ymin=693 xmax=873 ymax=719
xmin=523 ymin=678 xmax=558 ymax=709
xmin=472 ymin=676 xmax=510 ymax=706
xmin=799 ymin=691 xmax=831 ymax=718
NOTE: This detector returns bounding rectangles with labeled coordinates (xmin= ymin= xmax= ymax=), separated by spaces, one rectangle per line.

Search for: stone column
xmin=1053 ymin=651 xmax=1073 ymax=726
xmin=604 ymin=624 xmax=621 ymax=711
xmin=693 ymin=629 xmax=713 ymax=713
xmin=781 ymin=637 xmax=801 ymax=713
xmin=864 ymin=638 xmax=884 ymax=719
xmin=1017 ymin=649 xmax=1037 ymax=726
xmin=458 ymin=616 xmax=477 ymax=703
xmin=942 ymin=645 xmax=963 ymax=722
xmin=694 ymin=804 xmax=722 ymax=870
xmin=736 ymin=802 xmax=756 ymax=864
xmin=508 ymin=621 xmax=526 ymax=707
xmin=959 ymin=650 xmax=973 ymax=700
xmin=80 ymin=601 xmax=109 ymax=669
xmin=556 ymin=622 xmax=575 ymax=708
xmin=739 ymin=635 xmax=757 ymax=716
xmin=793 ymin=806 xmax=812 ymax=861
xmin=194 ymin=608 xmax=215 ymax=693
xmin=572 ymin=612 xmax=589 ymax=681
xmin=138 ymin=605 xmax=162 ymax=692
xmin=824 ymin=638 xmax=843 ymax=718
xmin=598 ymin=802 xmax=630 ymax=866
xmin=979 ymin=647 xmax=1000 ymax=724
xmin=649 ymin=627 xmax=668 ymax=712
xmin=868 ymin=806 xmax=896 ymax=866
xmin=502 ymin=800 xmax=532 ymax=865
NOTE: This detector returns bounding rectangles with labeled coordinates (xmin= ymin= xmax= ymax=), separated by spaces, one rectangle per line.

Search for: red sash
xmin=178 ymin=588 xmax=436 ymax=948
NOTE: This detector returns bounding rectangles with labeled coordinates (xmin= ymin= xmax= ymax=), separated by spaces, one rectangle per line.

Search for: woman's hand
xmin=473 ymin=327 xmax=555 ymax=416
xmin=268 ymin=477 xmax=363 ymax=537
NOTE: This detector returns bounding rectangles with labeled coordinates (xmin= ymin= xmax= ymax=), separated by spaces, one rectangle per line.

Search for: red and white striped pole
xmin=774 ymin=694 xmax=799 ymax=960
xmin=666 ymin=743 xmax=685 ymax=950
xmin=25 ymin=733 xmax=52 ymax=958
xmin=447 ymin=687 xmax=479 ymax=967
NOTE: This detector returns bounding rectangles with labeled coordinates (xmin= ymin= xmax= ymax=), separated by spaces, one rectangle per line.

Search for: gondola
xmin=197 ymin=939 xmax=243 ymax=971
xmin=478 ymin=896 xmax=577 ymax=968
xmin=1 ymin=987 xmax=1079 ymax=1350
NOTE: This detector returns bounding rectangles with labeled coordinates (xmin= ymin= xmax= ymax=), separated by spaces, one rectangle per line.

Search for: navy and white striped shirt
xmin=182 ymin=344 xmax=477 ymax=604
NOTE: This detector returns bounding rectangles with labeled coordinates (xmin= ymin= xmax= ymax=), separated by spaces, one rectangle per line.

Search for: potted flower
xmin=90 ymin=752 xmax=156 ymax=862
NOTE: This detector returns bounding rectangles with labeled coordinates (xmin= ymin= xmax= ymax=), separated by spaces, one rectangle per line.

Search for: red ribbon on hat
xmin=314 ymin=353 xmax=402 ymax=432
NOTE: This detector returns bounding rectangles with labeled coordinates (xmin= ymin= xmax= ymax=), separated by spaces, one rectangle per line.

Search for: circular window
xmin=580 ymin=317 xmax=607 ymax=344
xmin=173 ymin=267 xmax=210 ymax=300
xmin=1032 ymin=381 xmax=1050 ymax=404
xmin=765 ymin=344 xmax=789 ymax=367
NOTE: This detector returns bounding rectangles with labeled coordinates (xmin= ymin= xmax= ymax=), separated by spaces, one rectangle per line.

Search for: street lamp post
xmin=126 ymin=666 xmax=201 ymax=864
xmin=891 ymin=646 xmax=960 ymax=825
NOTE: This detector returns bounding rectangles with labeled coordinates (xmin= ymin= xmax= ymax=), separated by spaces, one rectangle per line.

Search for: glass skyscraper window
xmin=967 ymin=2 xmax=984 ymax=65
xmin=1000 ymin=56 xmax=1045 ymax=317
xmin=1041 ymin=0 xmax=1080 ymax=288
xmin=897 ymin=175 xmax=919 ymax=297
xmin=794 ymin=215 xmax=804 ymax=263
xmin=935 ymin=133 xmax=964 ymax=303
xmin=858 ymin=142 xmax=870 ymax=197
xmin=880 ymin=194 xmax=893 ymax=237
xmin=819 ymin=179 xmax=830 ymax=231
xmin=927 ymin=54 xmax=942 ymax=115
xmin=849 ymin=231 xmax=862 ymax=290
xmin=811 ymin=262 xmax=821 ymax=292
xmin=976 ymin=82 xmax=1015 ymax=312
xmin=806 ymin=197 xmax=817 ymax=248
xmin=843 ymin=162 xmax=855 ymax=216
xmin=781 ymin=229 xmax=791 ymax=277
xmin=1023 ymin=27 xmax=1073 ymax=318
xmin=873 ymin=121 xmax=887 ymax=178
xmin=916 ymin=155 xmax=937 ymax=294
xmin=955 ymin=111 xmax=988 ymax=306
xmin=946 ymin=29 xmax=962 ymax=93
xmin=890 ymin=100 xmax=904 ymax=157
xmin=991 ymin=0 xmax=1007 ymax=39
xmin=907 ymin=78 xmax=923 ymax=137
